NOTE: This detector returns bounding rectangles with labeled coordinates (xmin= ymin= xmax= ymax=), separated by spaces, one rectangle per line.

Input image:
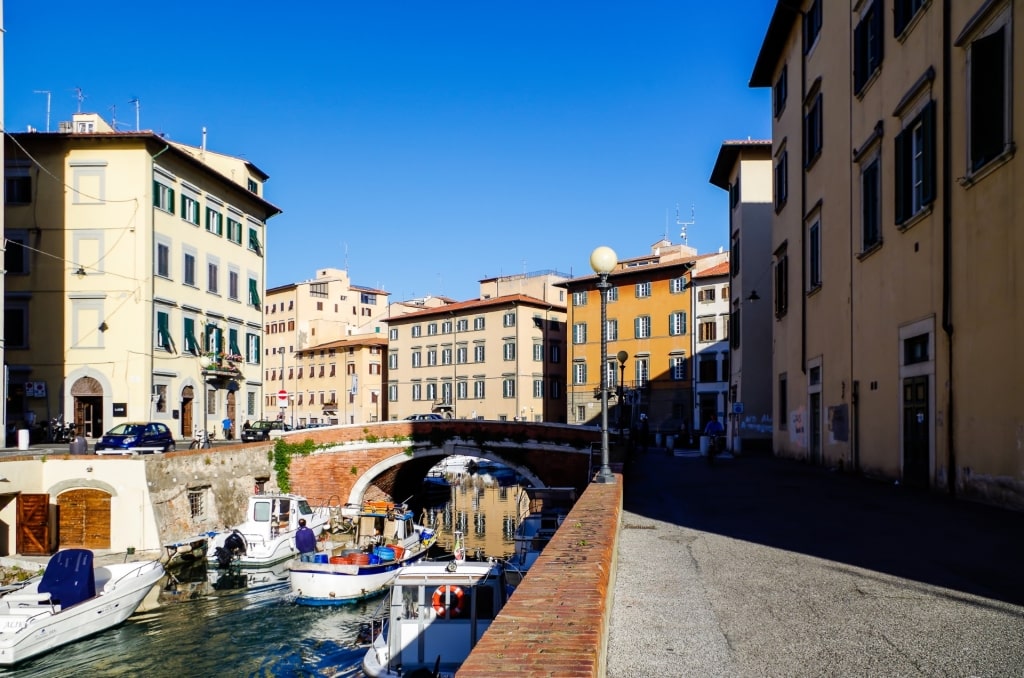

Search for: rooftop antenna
xmin=109 ymin=104 xmax=117 ymax=129
xmin=129 ymin=98 xmax=140 ymax=131
xmin=343 ymin=242 xmax=349 ymax=271
xmin=676 ymin=203 xmax=695 ymax=246
xmin=33 ymin=90 xmax=52 ymax=132
xmin=72 ymin=87 xmax=86 ymax=113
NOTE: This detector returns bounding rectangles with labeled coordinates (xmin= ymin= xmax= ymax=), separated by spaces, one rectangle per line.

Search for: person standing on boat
xmin=295 ymin=518 xmax=317 ymax=554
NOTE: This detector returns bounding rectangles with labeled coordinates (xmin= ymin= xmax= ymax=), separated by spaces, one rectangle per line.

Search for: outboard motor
xmin=214 ymin=530 xmax=247 ymax=569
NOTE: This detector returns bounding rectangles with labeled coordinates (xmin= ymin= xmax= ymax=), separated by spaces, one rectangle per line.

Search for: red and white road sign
xmin=277 ymin=389 xmax=288 ymax=406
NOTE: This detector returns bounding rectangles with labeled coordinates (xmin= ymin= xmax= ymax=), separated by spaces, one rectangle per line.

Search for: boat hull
xmin=290 ymin=548 xmax=430 ymax=606
xmin=0 ymin=560 xmax=165 ymax=667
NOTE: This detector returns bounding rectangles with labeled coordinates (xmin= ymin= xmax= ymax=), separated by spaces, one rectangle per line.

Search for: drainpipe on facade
xmin=941 ymin=0 xmax=955 ymax=497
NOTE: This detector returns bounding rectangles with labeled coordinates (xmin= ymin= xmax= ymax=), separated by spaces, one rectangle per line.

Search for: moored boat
xmin=0 ymin=549 xmax=165 ymax=666
xmin=506 ymin=486 xmax=575 ymax=575
xmin=361 ymin=544 xmax=510 ymax=677
xmin=289 ymin=501 xmax=436 ymax=606
xmin=205 ymin=493 xmax=330 ymax=579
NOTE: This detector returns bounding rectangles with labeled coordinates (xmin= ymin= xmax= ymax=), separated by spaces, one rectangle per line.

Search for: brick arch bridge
xmin=279 ymin=420 xmax=600 ymax=506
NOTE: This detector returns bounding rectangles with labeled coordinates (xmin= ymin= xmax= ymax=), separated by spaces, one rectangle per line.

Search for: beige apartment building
xmin=264 ymin=268 xmax=390 ymax=423
xmin=4 ymin=113 xmax=279 ymax=442
xmin=272 ymin=335 xmax=388 ymax=426
xmin=709 ymin=140 xmax=775 ymax=452
xmin=264 ymin=270 xmax=463 ymax=425
xmin=752 ymin=1 xmax=1024 ymax=507
xmin=386 ymin=271 xmax=568 ymax=422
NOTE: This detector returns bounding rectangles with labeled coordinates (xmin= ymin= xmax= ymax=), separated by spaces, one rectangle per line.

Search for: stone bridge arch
xmin=283 ymin=420 xmax=598 ymax=508
xmin=348 ymin=443 xmax=546 ymax=506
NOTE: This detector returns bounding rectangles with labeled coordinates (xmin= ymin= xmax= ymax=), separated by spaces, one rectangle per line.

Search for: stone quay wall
xmin=459 ymin=476 xmax=622 ymax=677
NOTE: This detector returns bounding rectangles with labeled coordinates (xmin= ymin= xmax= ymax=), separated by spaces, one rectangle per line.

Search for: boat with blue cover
xmin=0 ymin=549 xmax=165 ymax=666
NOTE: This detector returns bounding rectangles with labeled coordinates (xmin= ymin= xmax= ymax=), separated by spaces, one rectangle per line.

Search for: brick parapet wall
xmin=458 ymin=476 xmax=622 ymax=677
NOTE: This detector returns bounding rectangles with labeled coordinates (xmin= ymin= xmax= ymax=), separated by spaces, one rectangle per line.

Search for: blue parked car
xmin=94 ymin=422 xmax=176 ymax=454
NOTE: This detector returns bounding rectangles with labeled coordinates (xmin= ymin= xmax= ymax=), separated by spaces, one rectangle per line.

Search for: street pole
xmin=590 ymin=246 xmax=617 ymax=484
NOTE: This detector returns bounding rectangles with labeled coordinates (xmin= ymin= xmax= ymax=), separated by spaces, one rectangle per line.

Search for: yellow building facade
xmin=562 ymin=241 xmax=724 ymax=438
xmin=752 ymin=1 xmax=1024 ymax=507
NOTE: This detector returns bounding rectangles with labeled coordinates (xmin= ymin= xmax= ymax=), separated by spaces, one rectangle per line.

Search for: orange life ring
xmin=431 ymin=585 xmax=464 ymax=618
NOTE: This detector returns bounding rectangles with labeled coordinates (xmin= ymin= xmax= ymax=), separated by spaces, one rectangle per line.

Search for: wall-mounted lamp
xmin=98 ymin=321 xmax=109 ymax=332
xmin=747 ymin=290 xmax=761 ymax=302
xmin=74 ymin=266 xmax=87 ymax=276
xmin=85 ymin=467 xmax=93 ymax=473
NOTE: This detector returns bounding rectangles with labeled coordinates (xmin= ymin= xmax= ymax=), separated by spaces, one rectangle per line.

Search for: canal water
xmin=2 ymin=476 xmax=531 ymax=678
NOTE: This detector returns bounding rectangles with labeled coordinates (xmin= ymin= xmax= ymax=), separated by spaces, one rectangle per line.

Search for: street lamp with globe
xmin=590 ymin=245 xmax=618 ymax=484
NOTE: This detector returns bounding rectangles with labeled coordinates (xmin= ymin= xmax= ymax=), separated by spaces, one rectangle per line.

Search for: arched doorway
xmin=71 ymin=376 xmax=104 ymax=438
xmin=57 ymin=488 xmax=111 ymax=549
xmin=181 ymin=385 xmax=195 ymax=438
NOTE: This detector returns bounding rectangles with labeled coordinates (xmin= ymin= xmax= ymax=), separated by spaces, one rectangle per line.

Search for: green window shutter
xmin=169 ymin=188 xmax=175 ymax=215
xmin=634 ymin=317 xmax=640 ymax=338
xmin=152 ymin=180 xmax=160 ymax=208
xmin=249 ymin=279 xmax=261 ymax=307
xmin=183 ymin=318 xmax=195 ymax=353
xmin=248 ymin=229 xmax=263 ymax=255
xmin=229 ymin=329 xmax=241 ymax=356
xmin=157 ymin=312 xmax=173 ymax=350
xmin=681 ymin=312 xmax=687 ymax=334
xmin=216 ymin=327 xmax=224 ymax=353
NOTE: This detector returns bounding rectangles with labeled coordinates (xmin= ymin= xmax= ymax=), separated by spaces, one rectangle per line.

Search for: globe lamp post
xmin=590 ymin=245 xmax=617 ymax=484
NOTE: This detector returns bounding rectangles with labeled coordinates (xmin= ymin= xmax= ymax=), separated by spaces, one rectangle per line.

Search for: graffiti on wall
xmin=789 ymin=406 xmax=807 ymax=449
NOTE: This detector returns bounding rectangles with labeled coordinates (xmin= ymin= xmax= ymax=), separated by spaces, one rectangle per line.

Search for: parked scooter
xmin=48 ymin=416 xmax=76 ymax=444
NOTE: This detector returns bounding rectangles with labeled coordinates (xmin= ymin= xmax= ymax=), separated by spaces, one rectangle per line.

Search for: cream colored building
xmin=386 ymin=272 xmax=568 ymax=422
xmin=264 ymin=268 xmax=392 ymax=422
xmin=709 ymin=140 xmax=775 ymax=452
xmin=4 ymin=113 xmax=279 ymax=442
xmin=273 ymin=335 xmax=387 ymax=426
xmin=751 ymin=1 xmax=1024 ymax=507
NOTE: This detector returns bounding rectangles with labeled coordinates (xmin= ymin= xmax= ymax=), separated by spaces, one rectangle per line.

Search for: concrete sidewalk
xmin=607 ymin=450 xmax=1024 ymax=677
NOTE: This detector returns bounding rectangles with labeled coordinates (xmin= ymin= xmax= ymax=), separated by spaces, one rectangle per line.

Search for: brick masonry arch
xmin=284 ymin=422 xmax=597 ymax=507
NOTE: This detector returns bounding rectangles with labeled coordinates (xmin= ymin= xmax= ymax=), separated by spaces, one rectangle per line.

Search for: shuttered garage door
xmin=57 ymin=489 xmax=111 ymax=549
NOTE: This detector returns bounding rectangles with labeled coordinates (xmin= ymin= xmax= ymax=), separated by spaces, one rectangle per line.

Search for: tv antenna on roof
xmin=72 ymin=87 xmax=87 ymax=113
xmin=676 ymin=203 xmax=695 ymax=246
xmin=109 ymin=104 xmax=117 ymax=129
xmin=129 ymin=98 xmax=141 ymax=131
xmin=33 ymin=90 xmax=52 ymax=132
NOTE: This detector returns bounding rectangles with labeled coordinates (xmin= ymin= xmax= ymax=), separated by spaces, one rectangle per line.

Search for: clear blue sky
xmin=5 ymin=1 xmax=775 ymax=302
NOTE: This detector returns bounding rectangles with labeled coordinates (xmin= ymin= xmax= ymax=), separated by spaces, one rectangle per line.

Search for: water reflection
xmin=0 ymin=585 xmax=373 ymax=677
xmin=415 ymin=475 xmax=530 ymax=561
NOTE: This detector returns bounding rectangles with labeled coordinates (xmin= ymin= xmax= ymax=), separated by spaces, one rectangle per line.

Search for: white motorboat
xmin=361 ymin=545 xmax=510 ymax=678
xmin=0 ymin=549 xmax=165 ymax=666
xmin=289 ymin=500 xmax=436 ymax=606
xmin=206 ymin=493 xmax=330 ymax=577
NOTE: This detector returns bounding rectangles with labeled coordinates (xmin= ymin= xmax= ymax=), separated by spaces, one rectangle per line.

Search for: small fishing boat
xmin=289 ymin=500 xmax=436 ymax=606
xmin=0 ymin=549 xmax=165 ymax=666
xmin=361 ymin=537 xmax=510 ymax=678
xmin=205 ymin=493 xmax=330 ymax=579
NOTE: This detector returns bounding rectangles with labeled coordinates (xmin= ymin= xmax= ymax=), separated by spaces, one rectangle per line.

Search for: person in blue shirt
xmin=295 ymin=518 xmax=317 ymax=554
xmin=704 ymin=414 xmax=725 ymax=437
xmin=704 ymin=414 xmax=725 ymax=460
